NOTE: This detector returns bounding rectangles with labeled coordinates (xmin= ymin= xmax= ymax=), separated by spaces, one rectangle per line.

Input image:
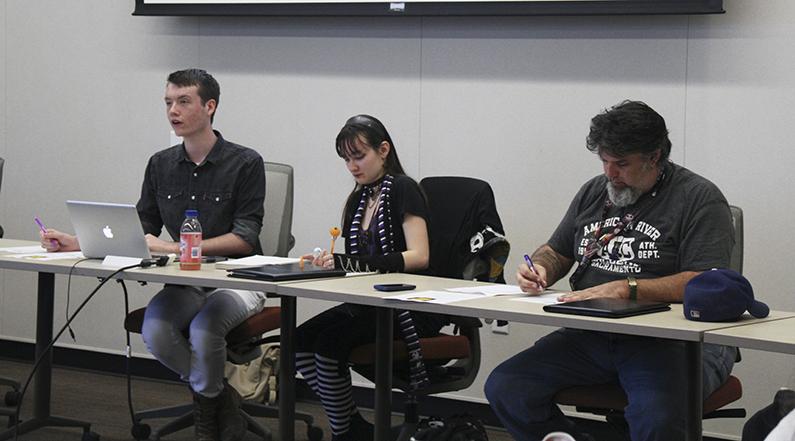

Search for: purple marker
xmin=524 ymin=253 xmax=544 ymax=289
xmin=34 ymin=216 xmax=58 ymax=249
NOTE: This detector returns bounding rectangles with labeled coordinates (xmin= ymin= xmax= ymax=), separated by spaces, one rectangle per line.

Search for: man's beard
xmin=606 ymin=181 xmax=643 ymax=207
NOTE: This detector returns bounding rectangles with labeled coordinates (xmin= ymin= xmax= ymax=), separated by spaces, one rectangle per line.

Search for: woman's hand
xmin=301 ymin=249 xmax=334 ymax=269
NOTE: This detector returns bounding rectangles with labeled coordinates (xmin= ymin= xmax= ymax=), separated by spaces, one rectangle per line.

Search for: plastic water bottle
xmin=179 ymin=209 xmax=202 ymax=270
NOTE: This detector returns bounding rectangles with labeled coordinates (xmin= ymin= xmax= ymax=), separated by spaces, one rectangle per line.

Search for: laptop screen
xmin=66 ymin=200 xmax=151 ymax=259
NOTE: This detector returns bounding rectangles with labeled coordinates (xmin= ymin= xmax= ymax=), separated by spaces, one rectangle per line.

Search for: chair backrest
xmin=419 ymin=176 xmax=508 ymax=282
xmin=729 ymin=205 xmax=743 ymax=274
xmin=260 ymin=162 xmax=295 ymax=257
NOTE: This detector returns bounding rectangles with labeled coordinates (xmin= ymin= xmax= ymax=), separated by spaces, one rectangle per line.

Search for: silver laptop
xmin=66 ymin=200 xmax=151 ymax=259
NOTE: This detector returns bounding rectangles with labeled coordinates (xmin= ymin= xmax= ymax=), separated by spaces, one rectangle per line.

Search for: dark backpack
xmin=411 ymin=414 xmax=489 ymax=441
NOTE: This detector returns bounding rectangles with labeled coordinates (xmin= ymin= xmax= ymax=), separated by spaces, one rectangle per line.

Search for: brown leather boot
xmin=192 ymin=390 xmax=220 ymax=441
xmin=218 ymin=380 xmax=246 ymax=441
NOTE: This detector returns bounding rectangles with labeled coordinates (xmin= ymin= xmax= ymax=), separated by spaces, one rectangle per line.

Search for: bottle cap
xmin=185 ymin=209 xmax=199 ymax=217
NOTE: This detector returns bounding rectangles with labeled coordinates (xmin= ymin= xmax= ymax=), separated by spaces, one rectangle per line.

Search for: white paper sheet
xmin=446 ymin=284 xmax=525 ymax=296
xmin=5 ymin=251 xmax=86 ymax=261
xmin=384 ymin=290 xmax=482 ymax=304
xmin=0 ymin=245 xmax=49 ymax=254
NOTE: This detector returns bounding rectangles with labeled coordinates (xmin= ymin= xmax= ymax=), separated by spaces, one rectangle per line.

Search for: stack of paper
xmin=215 ymin=255 xmax=300 ymax=270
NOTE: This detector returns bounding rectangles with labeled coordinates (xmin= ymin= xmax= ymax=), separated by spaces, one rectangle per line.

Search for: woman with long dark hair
xmin=296 ymin=115 xmax=446 ymax=441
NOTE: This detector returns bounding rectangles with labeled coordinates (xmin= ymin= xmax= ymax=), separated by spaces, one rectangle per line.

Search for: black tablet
xmin=543 ymin=298 xmax=671 ymax=318
xmin=227 ymin=262 xmax=346 ymax=282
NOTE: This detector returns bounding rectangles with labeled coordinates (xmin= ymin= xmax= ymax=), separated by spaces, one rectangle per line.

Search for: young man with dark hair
xmin=166 ymin=68 xmax=221 ymax=123
xmin=485 ymin=100 xmax=737 ymax=441
xmin=43 ymin=68 xmax=265 ymax=441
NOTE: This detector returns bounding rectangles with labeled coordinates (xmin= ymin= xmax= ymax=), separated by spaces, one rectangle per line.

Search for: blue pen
xmin=523 ymin=254 xmax=544 ymax=288
xmin=34 ymin=216 xmax=58 ymax=249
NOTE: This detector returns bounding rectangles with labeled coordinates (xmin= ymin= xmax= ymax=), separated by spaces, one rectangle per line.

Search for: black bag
xmin=411 ymin=414 xmax=489 ymax=441
xmin=420 ymin=177 xmax=508 ymax=284
xmin=742 ymin=388 xmax=795 ymax=441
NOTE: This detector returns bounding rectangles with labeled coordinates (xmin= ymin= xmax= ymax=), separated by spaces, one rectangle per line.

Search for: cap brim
xmin=748 ymin=300 xmax=770 ymax=318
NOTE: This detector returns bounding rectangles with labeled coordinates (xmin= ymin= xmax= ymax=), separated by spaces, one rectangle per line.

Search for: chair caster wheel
xmin=307 ymin=425 xmax=323 ymax=441
xmin=131 ymin=422 xmax=152 ymax=440
xmin=4 ymin=390 xmax=20 ymax=406
xmin=82 ymin=431 xmax=100 ymax=441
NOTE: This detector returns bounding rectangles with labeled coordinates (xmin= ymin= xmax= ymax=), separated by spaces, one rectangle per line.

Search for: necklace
xmin=367 ymin=189 xmax=382 ymax=208
xmin=349 ymin=174 xmax=395 ymax=255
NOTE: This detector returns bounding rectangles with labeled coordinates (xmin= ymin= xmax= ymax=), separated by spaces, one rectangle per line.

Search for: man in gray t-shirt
xmin=550 ymin=160 xmax=733 ymax=290
xmin=485 ymin=101 xmax=737 ymax=441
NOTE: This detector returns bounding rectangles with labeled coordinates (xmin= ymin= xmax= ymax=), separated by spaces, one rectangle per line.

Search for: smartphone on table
xmin=373 ymin=283 xmax=416 ymax=292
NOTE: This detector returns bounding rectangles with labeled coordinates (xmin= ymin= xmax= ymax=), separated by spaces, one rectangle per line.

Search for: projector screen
xmin=133 ymin=0 xmax=725 ymax=17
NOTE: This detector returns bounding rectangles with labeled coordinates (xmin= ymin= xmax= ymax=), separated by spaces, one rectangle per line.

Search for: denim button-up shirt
xmin=136 ymin=131 xmax=265 ymax=256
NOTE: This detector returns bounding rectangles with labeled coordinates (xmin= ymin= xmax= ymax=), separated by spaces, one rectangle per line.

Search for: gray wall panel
xmin=0 ymin=1 xmax=793 ymax=438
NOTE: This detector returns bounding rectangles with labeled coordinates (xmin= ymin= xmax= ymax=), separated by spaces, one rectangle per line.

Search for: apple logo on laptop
xmin=102 ymin=225 xmax=114 ymax=239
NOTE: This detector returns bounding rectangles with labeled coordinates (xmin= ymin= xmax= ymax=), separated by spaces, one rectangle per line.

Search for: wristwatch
xmin=627 ymin=277 xmax=638 ymax=300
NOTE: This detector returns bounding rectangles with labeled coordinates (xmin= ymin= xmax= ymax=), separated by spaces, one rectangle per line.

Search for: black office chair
xmin=0 ymin=156 xmax=23 ymax=426
xmin=124 ymin=162 xmax=321 ymax=441
xmin=419 ymin=176 xmax=509 ymax=284
xmin=348 ymin=176 xmax=509 ymax=441
xmin=553 ymin=205 xmax=746 ymax=435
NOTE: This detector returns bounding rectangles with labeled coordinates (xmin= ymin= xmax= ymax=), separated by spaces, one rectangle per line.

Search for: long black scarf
xmin=349 ymin=174 xmax=430 ymax=391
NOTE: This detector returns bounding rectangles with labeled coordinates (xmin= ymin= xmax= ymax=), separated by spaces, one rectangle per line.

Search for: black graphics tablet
xmin=227 ymin=262 xmax=346 ymax=282
xmin=543 ymin=298 xmax=671 ymax=318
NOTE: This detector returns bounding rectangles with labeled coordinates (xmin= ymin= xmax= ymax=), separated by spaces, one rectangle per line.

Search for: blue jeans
xmin=141 ymin=285 xmax=265 ymax=397
xmin=484 ymin=328 xmax=736 ymax=441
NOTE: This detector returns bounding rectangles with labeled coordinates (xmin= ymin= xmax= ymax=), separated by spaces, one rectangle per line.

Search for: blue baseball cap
xmin=684 ymin=269 xmax=769 ymax=322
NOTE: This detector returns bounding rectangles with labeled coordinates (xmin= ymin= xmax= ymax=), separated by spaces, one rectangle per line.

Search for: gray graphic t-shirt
xmin=548 ymin=162 xmax=734 ymax=290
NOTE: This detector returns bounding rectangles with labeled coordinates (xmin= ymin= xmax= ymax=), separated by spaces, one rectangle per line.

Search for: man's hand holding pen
xmin=517 ymin=254 xmax=547 ymax=294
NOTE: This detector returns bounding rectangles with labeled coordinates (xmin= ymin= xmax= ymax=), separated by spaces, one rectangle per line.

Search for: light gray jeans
xmin=141 ymin=285 xmax=265 ymax=397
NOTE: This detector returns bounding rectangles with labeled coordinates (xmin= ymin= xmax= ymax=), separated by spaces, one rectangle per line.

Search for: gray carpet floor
xmin=0 ymin=359 xmax=514 ymax=441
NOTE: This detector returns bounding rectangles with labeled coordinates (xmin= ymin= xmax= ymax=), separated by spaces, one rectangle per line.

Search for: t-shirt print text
xmin=578 ymin=219 xmax=663 ymax=274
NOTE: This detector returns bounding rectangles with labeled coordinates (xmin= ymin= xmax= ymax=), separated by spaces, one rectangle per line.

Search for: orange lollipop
xmin=329 ymin=227 xmax=341 ymax=254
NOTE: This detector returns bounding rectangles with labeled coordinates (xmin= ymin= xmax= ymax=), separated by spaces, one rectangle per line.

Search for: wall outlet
xmin=491 ymin=320 xmax=509 ymax=335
